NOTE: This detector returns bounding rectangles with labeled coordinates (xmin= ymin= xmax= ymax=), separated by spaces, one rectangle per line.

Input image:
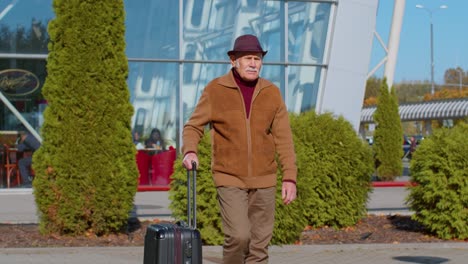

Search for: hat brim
xmin=227 ymin=50 xmax=268 ymax=57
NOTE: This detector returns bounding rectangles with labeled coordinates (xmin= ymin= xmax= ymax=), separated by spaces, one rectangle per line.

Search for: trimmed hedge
xmin=406 ymin=123 xmax=468 ymax=239
xmin=169 ymin=111 xmax=374 ymax=245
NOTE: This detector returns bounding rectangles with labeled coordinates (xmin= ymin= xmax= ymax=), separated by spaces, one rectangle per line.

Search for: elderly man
xmin=182 ymin=34 xmax=297 ymax=264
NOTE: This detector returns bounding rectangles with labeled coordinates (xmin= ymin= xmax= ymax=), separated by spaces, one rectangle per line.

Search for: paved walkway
xmin=1 ymin=186 xmax=467 ymax=263
xmin=0 ymin=182 xmax=412 ymax=224
xmin=1 ymin=243 xmax=467 ymax=264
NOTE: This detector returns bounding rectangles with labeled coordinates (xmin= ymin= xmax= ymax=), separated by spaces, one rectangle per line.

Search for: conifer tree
xmin=33 ymin=0 xmax=138 ymax=235
xmin=373 ymin=78 xmax=403 ymax=181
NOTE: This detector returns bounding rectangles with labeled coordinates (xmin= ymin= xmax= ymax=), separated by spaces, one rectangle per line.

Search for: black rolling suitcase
xmin=143 ymin=162 xmax=202 ymax=264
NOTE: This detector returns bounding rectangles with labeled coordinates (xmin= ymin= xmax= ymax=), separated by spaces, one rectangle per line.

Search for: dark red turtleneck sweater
xmin=232 ymin=68 xmax=257 ymax=118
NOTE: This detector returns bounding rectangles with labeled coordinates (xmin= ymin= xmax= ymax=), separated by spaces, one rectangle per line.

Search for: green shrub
xmin=170 ymin=111 xmax=374 ymax=245
xmin=271 ymin=166 xmax=308 ymax=245
xmin=33 ymin=0 xmax=138 ymax=235
xmin=406 ymin=123 xmax=468 ymax=240
xmin=290 ymin=111 xmax=374 ymax=228
xmin=169 ymin=133 xmax=224 ymax=245
xmin=373 ymin=78 xmax=403 ymax=181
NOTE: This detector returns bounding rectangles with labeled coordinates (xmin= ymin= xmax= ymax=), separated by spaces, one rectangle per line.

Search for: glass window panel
xmin=288 ymin=2 xmax=331 ymax=63
xmin=244 ymin=1 xmax=283 ymax=63
xmin=183 ymin=0 xmax=236 ymax=61
xmin=0 ymin=59 xmax=47 ymax=131
xmin=124 ymin=0 xmax=179 ymax=59
xmin=181 ymin=63 xmax=285 ymax=123
xmin=0 ymin=0 xmax=53 ymax=54
xmin=260 ymin=64 xmax=285 ymax=98
xmin=183 ymin=0 xmax=283 ymax=62
xmin=182 ymin=63 xmax=230 ymax=124
xmin=128 ymin=62 xmax=179 ymax=149
xmin=287 ymin=66 xmax=322 ymax=113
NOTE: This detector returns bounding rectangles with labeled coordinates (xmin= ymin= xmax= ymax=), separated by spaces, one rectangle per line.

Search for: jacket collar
xmin=217 ymin=68 xmax=273 ymax=91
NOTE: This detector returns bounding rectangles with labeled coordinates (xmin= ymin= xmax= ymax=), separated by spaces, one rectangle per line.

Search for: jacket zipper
xmin=247 ymin=86 xmax=262 ymax=179
xmin=238 ymin=82 xmax=264 ymax=179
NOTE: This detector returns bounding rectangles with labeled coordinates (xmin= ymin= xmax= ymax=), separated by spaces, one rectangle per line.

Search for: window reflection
xmin=128 ymin=62 xmax=179 ymax=149
xmin=0 ymin=0 xmax=52 ymax=54
xmin=190 ymin=0 xmax=204 ymax=27
xmin=287 ymin=66 xmax=321 ymax=113
xmin=288 ymin=2 xmax=331 ymax=64
xmin=248 ymin=1 xmax=281 ymax=63
xmin=124 ymin=0 xmax=178 ymax=59
xmin=310 ymin=4 xmax=330 ymax=61
xmin=182 ymin=63 xmax=230 ymax=123
xmin=260 ymin=65 xmax=284 ymax=98
xmin=213 ymin=1 xmax=237 ymax=28
xmin=0 ymin=0 xmax=334 ymax=154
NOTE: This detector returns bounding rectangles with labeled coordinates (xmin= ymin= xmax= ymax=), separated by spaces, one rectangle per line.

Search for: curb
xmin=137 ymin=185 xmax=170 ymax=192
xmin=372 ymin=181 xmax=416 ymax=187
xmin=137 ymin=182 xmax=417 ymax=190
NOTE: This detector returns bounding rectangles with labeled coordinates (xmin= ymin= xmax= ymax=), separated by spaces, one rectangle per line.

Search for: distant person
xmin=132 ymin=130 xmax=140 ymax=144
xmin=409 ymin=136 xmax=417 ymax=159
xmin=132 ymin=130 xmax=144 ymax=150
xmin=17 ymin=131 xmax=41 ymax=187
xmin=145 ymin=128 xmax=166 ymax=152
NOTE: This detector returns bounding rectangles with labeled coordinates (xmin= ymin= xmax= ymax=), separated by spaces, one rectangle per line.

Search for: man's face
xmin=230 ymin=52 xmax=263 ymax=82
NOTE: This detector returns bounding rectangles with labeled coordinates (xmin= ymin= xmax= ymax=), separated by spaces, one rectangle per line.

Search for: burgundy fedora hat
xmin=227 ymin=34 xmax=267 ymax=57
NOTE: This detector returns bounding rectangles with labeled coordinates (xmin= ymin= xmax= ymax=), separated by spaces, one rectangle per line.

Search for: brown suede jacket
xmin=182 ymin=70 xmax=297 ymax=189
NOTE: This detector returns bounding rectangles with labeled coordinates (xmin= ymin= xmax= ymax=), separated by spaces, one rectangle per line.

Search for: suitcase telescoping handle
xmin=187 ymin=161 xmax=197 ymax=229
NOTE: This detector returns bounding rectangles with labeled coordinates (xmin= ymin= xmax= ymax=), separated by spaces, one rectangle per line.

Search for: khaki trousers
xmin=217 ymin=186 xmax=276 ymax=264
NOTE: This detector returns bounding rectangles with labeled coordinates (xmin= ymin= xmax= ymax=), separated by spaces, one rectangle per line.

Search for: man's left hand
xmin=282 ymin=181 xmax=296 ymax=205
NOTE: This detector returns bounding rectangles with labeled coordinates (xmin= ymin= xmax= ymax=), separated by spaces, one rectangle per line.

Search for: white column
xmin=384 ymin=0 xmax=406 ymax=89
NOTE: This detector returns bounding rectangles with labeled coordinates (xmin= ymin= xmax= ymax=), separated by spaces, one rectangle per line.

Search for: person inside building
xmin=182 ymin=34 xmax=297 ymax=264
xmin=132 ymin=130 xmax=144 ymax=150
xmin=17 ymin=130 xmax=41 ymax=188
xmin=145 ymin=128 xmax=166 ymax=152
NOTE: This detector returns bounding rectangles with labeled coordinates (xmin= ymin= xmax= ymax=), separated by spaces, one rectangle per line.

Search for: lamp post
xmin=456 ymin=68 xmax=463 ymax=92
xmin=416 ymin=4 xmax=448 ymax=95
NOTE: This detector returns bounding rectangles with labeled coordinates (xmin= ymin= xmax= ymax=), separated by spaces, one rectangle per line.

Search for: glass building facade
xmin=1 ymin=0 xmax=335 ymax=144
xmin=1 ymin=0 xmax=378 ymax=188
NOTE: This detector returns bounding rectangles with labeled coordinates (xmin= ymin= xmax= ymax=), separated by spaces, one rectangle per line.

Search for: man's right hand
xmin=182 ymin=152 xmax=199 ymax=169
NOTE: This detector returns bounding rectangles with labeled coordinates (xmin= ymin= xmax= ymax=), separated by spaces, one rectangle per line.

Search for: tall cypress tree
xmin=373 ymin=78 xmax=403 ymax=181
xmin=33 ymin=0 xmax=138 ymax=235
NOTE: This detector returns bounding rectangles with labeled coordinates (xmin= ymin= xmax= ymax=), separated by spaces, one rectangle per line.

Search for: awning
xmin=361 ymin=98 xmax=468 ymax=123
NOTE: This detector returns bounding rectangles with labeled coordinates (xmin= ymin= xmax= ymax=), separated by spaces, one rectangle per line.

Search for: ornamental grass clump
xmin=406 ymin=123 xmax=468 ymax=240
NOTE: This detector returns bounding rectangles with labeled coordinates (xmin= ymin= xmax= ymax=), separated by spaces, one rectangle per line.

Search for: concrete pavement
xmin=1 ymin=186 xmax=467 ymax=263
xmin=1 ymin=243 xmax=467 ymax=264
xmin=0 ymin=184 xmax=411 ymax=224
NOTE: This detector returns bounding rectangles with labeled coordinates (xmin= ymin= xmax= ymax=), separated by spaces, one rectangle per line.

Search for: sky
xmin=370 ymin=0 xmax=468 ymax=84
